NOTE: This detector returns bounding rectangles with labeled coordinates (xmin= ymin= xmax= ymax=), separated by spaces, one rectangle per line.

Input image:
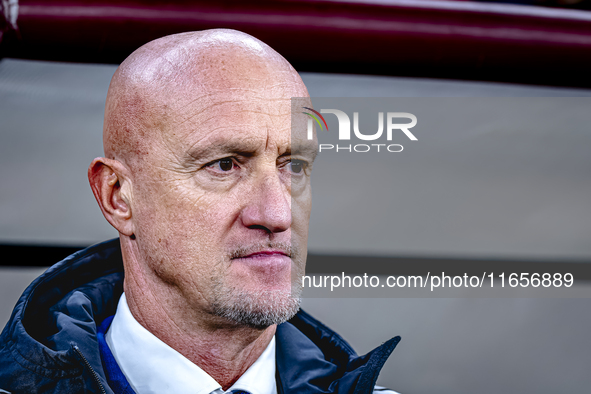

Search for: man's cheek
xmin=159 ymin=187 xmax=214 ymax=219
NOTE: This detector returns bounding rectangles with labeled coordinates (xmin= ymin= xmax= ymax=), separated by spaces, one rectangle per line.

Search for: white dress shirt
xmin=106 ymin=293 xmax=278 ymax=394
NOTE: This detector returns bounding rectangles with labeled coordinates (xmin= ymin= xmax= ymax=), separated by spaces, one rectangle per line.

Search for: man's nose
xmin=240 ymin=172 xmax=291 ymax=233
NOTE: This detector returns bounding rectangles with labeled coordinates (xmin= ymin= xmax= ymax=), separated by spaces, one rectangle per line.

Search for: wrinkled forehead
xmin=169 ymin=95 xmax=293 ymax=153
xmin=155 ymin=70 xmax=302 ymax=140
xmin=152 ymin=76 xmax=302 ymax=146
xmin=131 ymin=87 xmax=309 ymax=172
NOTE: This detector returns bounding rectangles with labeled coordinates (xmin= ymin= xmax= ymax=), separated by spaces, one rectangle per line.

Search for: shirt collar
xmin=106 ymin=293 xmax=277 ymax=394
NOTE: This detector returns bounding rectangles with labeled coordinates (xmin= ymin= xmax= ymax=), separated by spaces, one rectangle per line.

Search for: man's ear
xmin=88 ymin=157 xmax=134 ymax=238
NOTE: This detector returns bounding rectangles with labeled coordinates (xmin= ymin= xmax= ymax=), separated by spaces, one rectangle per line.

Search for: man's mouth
xmin=230 ymin=245 xmax=293 ymax=277
xmin=230 ymin=243 xmax=292 ymax=260
xmin=232 ymin=250 xmax=292 ymax=268
xmin=241 ymin=250 xmax=289 ymax=259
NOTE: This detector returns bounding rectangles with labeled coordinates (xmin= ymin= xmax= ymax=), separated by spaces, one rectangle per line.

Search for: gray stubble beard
xmin=210 ymin=245 xmax=304 ymax=329
xmin=211 ymin=285 xmax=302 ymax=330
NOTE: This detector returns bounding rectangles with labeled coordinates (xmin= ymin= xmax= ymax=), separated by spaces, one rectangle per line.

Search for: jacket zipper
xmin=73 ymin=345 xmax=107 ymax=394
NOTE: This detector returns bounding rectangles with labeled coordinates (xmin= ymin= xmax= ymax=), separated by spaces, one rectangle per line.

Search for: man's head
xmin=88 ymin=30 xmax=316 ymax=330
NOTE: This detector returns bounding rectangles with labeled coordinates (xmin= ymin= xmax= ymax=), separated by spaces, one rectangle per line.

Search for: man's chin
xmin=211 ymin=289 xmax=301 ymax=329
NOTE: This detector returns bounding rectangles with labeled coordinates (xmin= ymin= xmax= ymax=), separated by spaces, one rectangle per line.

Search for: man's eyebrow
xmin=187 ymin=139 xmax=260 ymax=160
xmin=185 ymin=136 xmax=318 ymax=162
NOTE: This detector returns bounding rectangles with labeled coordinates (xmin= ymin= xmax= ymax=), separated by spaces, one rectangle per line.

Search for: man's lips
xmin=231 ymin=250 xmax=292 ymax=271
xmin=229 ymin=245 xmax=295 ymax=283
xmin=240 ymin=250 xmax=290 ymax=259
xmin=229 ymin=242 xmax=294 ymax=270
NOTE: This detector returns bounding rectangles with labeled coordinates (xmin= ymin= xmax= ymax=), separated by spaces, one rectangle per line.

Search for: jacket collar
xmin=1 ymin=239 xmax=123 ymax=393
xmin=278 ymin=310 xmax=399 ymax=394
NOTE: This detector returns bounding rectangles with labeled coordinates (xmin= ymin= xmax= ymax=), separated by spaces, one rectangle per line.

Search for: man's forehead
xmin=139 ymin=83 xmax=307 ymax=163
xmin=185 ymin=128 xmax=288 ymax=159
xmin=166 ymin=100 xmax=316 ymax=161
xmin=136 ymin=56 xmax=305 ymax=132
xmin=170 ymin=94 xmax=293 ymax=126
xmin=184 ymin=102 xmax=289 ymax=143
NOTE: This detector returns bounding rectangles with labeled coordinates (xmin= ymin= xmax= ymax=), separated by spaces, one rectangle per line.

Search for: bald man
xmin=0 ymin=30 xmax=400 ymax=394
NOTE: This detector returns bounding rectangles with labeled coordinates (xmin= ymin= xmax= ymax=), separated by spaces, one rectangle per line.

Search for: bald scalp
xmin=103 ymin=29 xmax=306 ymax=167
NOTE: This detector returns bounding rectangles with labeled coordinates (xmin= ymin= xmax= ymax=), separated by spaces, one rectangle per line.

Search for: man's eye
xmin=209 ymin=158 xmax=235 ymax=172
xmin=289 ymin=160 xmax=307 ymax=175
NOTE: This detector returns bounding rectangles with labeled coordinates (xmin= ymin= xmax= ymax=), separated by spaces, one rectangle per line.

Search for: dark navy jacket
xmin=0 ymin=239 xmax=400 ymax=393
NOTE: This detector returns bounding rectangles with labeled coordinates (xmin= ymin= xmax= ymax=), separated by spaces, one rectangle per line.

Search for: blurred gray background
xmin=1 ymin=58 xmax=591 ymax=393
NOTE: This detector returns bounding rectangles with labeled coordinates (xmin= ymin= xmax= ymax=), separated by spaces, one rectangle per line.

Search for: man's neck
xmin=124 ymin=274 xmax=276 ymax=390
